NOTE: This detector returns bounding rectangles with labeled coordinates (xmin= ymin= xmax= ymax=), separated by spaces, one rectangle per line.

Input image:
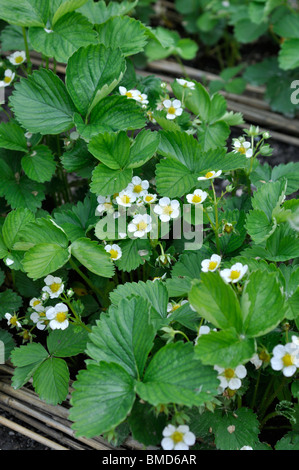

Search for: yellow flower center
xmin=50 ymin=282 xmax=62 ymax=293
xmin=39 ymin=312 xmax=46 ymax=317
xmin=145 ymin=195 xmax=154 ymax=203
xmin=167 ymin=106 xmax=176 ymax=115
xmin=238 ymin=145 xmax=246 ymax=155
xmin=109 ymin=249 xmax=119 ymax=260
xmin=171 ymin=304 xmax=180 ymax=311
xmin=133 ymin=184 xmax=143 ymax=194
xmin=224 ymin=368 xmax=235 ymax=379
xmin=126 ymin=91 xmax=133 ymax=98
xmin=163 ymin=205 xmax=173 ymax=215
xmin=192 ymin=194 xmax=202 ymax=204
xmin=33 ymin=300 xmax=41 ymax=307
xmin=282 ymin=353 xmax=294 ymax=367
xmin=4 ymin=76 xmax=11 ymax=83
xmin=171 ymin=431 xmax=184 ymax=444
xmin=121 ymin=194 xmax=131 ymax=204
xmin=136 ymin=220 xmax=148 ymax=231
xmin=205 ymin=171 xmax=214 ymax=178
xmin=104 ymin=202 xmax=112 ymax=210
xmin=15 ymin=56 xmax=24 ymax=64
xmin=230 ymin=270 xmax=240 ymax=281
xmin=56 ymin=312 xmax=67 ymax=323
xmin=208 ymin=261 xmax=218 ymax=270
xmin=10 ymin=316 xmax=18 ymax=326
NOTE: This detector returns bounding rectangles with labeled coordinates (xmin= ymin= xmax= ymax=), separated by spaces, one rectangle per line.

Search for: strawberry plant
xmin=0 ymin=0 xmax=299 ymax=451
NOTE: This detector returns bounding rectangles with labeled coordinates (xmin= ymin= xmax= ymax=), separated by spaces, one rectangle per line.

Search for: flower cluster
xmin=119 ymin=86 xmax=149 ymax=108
xmin=270 ymin=336 xmax=299 ymax=377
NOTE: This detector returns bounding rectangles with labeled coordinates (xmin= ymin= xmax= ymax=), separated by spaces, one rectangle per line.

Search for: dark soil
xmin=0 ymin=410 xmax=50 ymax=450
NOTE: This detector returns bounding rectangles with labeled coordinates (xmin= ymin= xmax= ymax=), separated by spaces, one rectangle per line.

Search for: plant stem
xmin=22 ymin=27 xmax=32 ymax=74
xmin=68 ymin=257 xmax=105 ymax=305
xmin=251 ymin=367 xmax=262 ymax=410
xmin=259 ymin=377 xmax=288 ymax=420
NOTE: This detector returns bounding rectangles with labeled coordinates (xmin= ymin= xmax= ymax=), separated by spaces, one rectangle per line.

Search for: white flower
xmin=176 ymin=78 xmax=195 ymax=90
xmin=161 ymin=424 xmax=196 ymax=450
xmin=197 ymin=170 xmax=222 ymax=181
xmin=104 ymin=244 xmax=122 ymax=261
xmin=30 ymin=308 xmax=48 ymax=331
xmin=116 ymin=189 xmax=136 ymax=207
xmin=5 ymin=313 xmax=21 ymax=328
xmin=96 ymin=195 xmax=114 ymax=216
xmin=24 ymin=131 xmax=33 ymax=139
xmin=194 ymin=325 xmax=217 ymax=345
xmin=270 ymin=343 xmax=299 ymax=377
xmin=167 ymin=300 xmax=188 ymax=315
xmin=46 ymin=303 xmax=69 ymax=330
xmin=233 ymin=139 xmax=253 ymax=159
xmin=0 ymin=69 xmax=15 ymax=87
xmin=8 ymin=51 xmax=26 ymax=66
xmin=240 ymin=445 xmax=253 ymax=450
xmin=250 ymin=353 xmax=263 ymax=370
xmin=128 ymin=214 xmax=152 ymax=238
xmin=42 ymin=275 xmax=64 ymax=298
xmin=29 ymin=297 xmax=44 ymax=313
xmin=126 ymin=176 xmax=149 ymax=197
xmin=220 ymin=263 xmax=248 ymax=283
xmin=119 ymin=86 xmax=140 ymax=100
xmin=154 ymin=197 xmax=180 ymax=222
xmin=163 ymin=99 xmax=183 ymax=120
xmin=201 ymin=254 xmax=221 ymax=273
xmin=44 ymin=28 xmax=53 ymax=34
xmin=4 ymin=257 xmax=14 ymax=266
xmin=143 ymin=193 xmax=157 ymax=204
xmin=214 ymin=364 xmax=247 ymax=390
xmin=186 ymin=189 xmax=208 ymax=205
xmin=137 ymin=92 xmax=149 ymax=105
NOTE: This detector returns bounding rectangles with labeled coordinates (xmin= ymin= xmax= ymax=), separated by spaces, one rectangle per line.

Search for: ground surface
xmin=0 ymin=410 xmax=50 ymax=450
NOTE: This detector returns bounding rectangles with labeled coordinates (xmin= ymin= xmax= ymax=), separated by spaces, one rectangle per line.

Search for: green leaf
xmin=90 ymin=164 xmax=132 ymax=198
xmin=241 ymin=271 xmax=286 ymax=337
xmin=15 ymin=217 xmax=69 ymax=250
xmin=74 ymin=95 xmax=145 ymax=140
xmin=195 ymin=327 xmax=255 ymax=368
xmin=47 ymin=324 xmax=89 ymax=357
xmin=33 ymin=357 xmax=70 ymax=405
xmin=22 ymin=243 xmax=70 ymax=279
xmin=136 ymin=342 xmax=219 ymax=407
xmin=95 ymin=16 xmax=148 ymax=57
xmin=79 ymin=0 xmax=138 ymax=24
xmin=0 ymin=122 xmax=27 ymax=152
xmin=197 ymin=120 xmax=230 ymax=151
xmin=127 ymin=130 xmax=160 ymax=169
xmin=128 ymin=401 xmax=166 ymax=446
xmin=279 ymin=39 xmax=299 ymax=70
xmin=86 ymin=296 xmax=156 ymax=378
xmin=214 ymin=408 xmax=260 ymax=450
xmin=0 ymin=290 xmax=23 ymax=318
xmin=88 ymin=131 xmax=131 ymax=169
xmin=109 ymin=279 xmax=169 ymax=323
xmin=70 ymin=237 xmax=114 ymax=278
xmin=273 ymin=13 xmax=299 ymax=39
xmin=21 ymin=145 xmax=56 ymax=183
xmin=10 ymin=69 xmax=76 ymax=135
xmin=234 ymin=19 xmax=268 ymax=44
xmin=29 ymin=12 xmax=97 ymax=63
xmin=172 ymin=80 xmax=211 ymax=121
xmin=60 ymin=140 xmax=95 ymax=177
xmin=155 ymin=157 xmax=198 ymax=198
xmin=0 ymin=0 xmax=49 ymax=27
xmin=0 ymin=159 xmax=45 ymax=212
xmin=2 ymin=208 xmax=35 ymax=250
xmin=245 ymin=209 xmax=277 ymax=244
xmin=11 ymin=343 xmax=49 ymax=389
xmin=66 ymin=44 xmax=126 ymax=117
xmin=115 ymin=238 xmax=151 ymax=273
xmin=52 ymin=0 xmax=89 ymax=25
xmin=189 ymin=273 xmax=243 ymax=332
xmin=70 ymin=362 xmax=136 ymax=438
xmin=251 ymin=179 xmax=287 ymax=220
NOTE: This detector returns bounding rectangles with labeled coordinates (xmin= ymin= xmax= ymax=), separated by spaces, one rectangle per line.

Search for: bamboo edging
xmin=0 ymin=364 xmax=149 ymax=451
